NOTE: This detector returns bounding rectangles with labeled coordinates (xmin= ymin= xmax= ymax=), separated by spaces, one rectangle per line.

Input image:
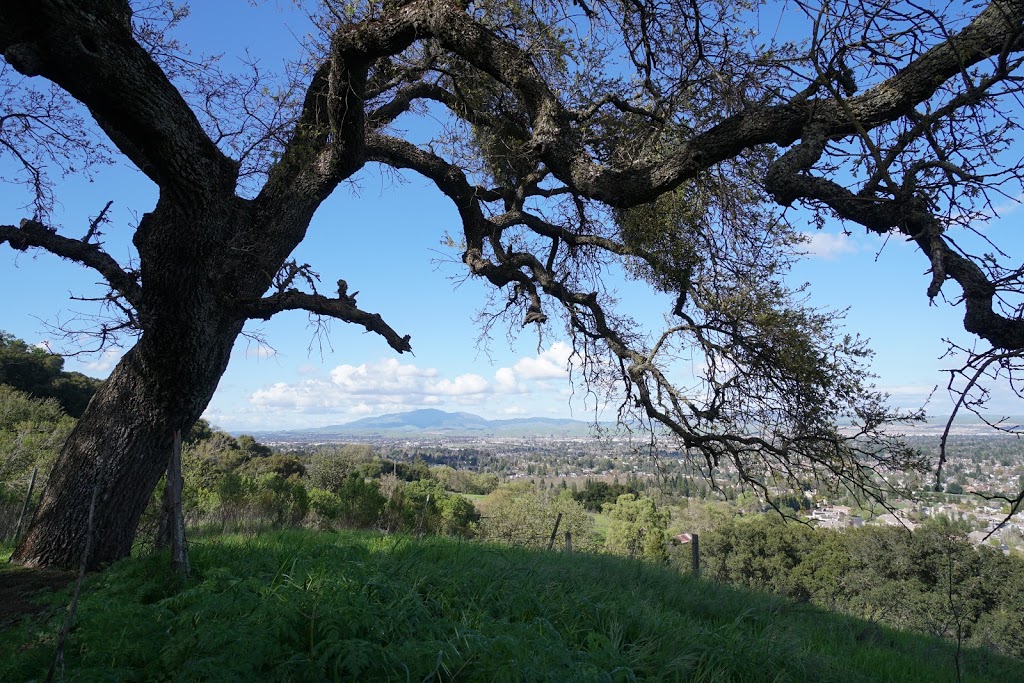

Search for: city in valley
xmin=253 ymin=409 xmax=1024 ymax=556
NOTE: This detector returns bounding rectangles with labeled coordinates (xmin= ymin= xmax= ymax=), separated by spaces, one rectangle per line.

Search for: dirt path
xmin=0 ymin=566 xmax=75 ymax=629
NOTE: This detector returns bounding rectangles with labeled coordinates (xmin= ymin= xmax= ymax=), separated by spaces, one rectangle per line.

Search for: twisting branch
xmin=370 ymin=119 xmax=924 ymax=512
xmin=420 ymin=0 xmax=1024 ymax=205
xmin=765 ymin=128 xmax=1024 ymax=352
xmin=0 ymin=218 xmax=142 ymax=311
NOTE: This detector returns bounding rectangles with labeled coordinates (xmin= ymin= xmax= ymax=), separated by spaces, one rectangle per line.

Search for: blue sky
xmin=2 ymin=1 xmax=1022 ymax=431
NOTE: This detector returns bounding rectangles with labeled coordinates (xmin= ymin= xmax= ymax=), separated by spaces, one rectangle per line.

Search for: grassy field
xmin=1 ymin=529 xmax=1021 ymax=681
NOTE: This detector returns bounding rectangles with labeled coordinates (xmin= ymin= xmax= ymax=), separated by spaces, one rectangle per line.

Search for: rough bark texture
xmin=11 ymin=304 xmax=243 ymax=569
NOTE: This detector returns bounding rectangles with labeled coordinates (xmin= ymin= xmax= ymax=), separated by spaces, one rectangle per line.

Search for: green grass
xmin=590 ymin=510 xmax=611 ymax=542
xmin=2 ymin=529 xmax=1020 ymax=681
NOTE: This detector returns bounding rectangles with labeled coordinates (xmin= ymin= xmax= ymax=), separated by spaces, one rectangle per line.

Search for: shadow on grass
xmin=1 ymin=529 xmax=1020 ymax=682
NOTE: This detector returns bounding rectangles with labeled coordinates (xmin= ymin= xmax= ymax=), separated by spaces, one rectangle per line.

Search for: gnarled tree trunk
xmin=12 ymin=309 xmax=243 ymax=570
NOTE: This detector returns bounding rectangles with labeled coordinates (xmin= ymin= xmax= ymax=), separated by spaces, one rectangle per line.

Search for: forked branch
xmin=0 ymin=218 xmax=142 ymax=310
xmin=240 ymin=288 xmax=412 ymax=354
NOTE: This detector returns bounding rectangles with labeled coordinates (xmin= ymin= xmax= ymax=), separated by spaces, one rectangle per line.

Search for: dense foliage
xmin=604 ymin=493 xmax=671 ymax=562
xmin=0 ymin=332 xmax=102 ymax=419
xmin=695 ymin=514 xmax=1024 ymax=660
xmin=0 ymin=384 xmax=74 ymax=538
xmin=571 ymin=480 xmax=642 ymax=512
xmin=145 ymin=430 xmax=483 ymax=542
xmin=477 ymin=482 xmax=594 ymax=550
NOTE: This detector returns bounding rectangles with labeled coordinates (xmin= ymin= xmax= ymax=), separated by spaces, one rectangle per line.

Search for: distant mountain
xmin=251 ymin=408 xmax=601 ymax=440
xmin=322 ymin=409 xmax=491 ymax=432
xmin=245 ymin=409 xmax=1024 ymax=443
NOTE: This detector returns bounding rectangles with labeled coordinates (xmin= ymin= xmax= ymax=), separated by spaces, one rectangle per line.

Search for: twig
xmin=82 ymin=200 xmax=113 ymax=243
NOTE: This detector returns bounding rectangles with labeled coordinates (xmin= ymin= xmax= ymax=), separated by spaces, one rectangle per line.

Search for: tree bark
xmin=10 ymin=323 xmax=240 ymax=569
xmin=10 ymin=199 xmax=250 ymax=569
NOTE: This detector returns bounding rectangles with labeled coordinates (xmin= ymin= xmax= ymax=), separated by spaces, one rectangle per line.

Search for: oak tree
xmin=3 ymin=0 xmax=1024 ymax=568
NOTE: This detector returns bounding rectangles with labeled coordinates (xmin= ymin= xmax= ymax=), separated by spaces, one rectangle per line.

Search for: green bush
xmin=254 ymin=474 xmax=308 ymax=528
xmin=336 ymin=475 xmax=387 ymax=529
xmin=307 ymin=487 xmax=343 ymax=528
xmin=0 ymin=384 xmax=74 ymax=538
xmin=479 ymin=484 xmax=592 ymax=549
xmin=604 ymin=493 xmax=670 ymax=562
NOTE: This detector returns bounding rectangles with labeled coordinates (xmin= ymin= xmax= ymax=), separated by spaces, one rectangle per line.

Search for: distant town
xmin=251 ymin=409 xmax=1024 ymax=556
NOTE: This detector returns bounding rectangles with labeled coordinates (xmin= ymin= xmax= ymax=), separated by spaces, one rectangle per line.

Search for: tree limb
xmin=0 ymin=0 xmax=239 ymax=197
xmin=239 ymin=289 xmax=412 ymax=354
xmin=0 ymin=218 xmax=142 ymax=310
xmin=764 ymin=128 xmax=1024 ymax=351
xmin=423 ymin=0 xmax=1024 ymax=205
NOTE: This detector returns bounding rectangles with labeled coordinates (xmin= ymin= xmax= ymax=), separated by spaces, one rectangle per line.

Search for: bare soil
xmin=0 ymin=566 xmax=74 ymax=630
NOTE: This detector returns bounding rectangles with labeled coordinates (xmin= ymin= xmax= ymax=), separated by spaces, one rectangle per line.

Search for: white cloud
xmin=349 ymin=403 xmax=375 ymax=416
xmin=433 ymin=373 xmax=489 ymax=395
xmin=799 ymin=231 xmax=860 ymax=260
xmin=882 ymin=383 xmax=937 ymax=397
xmin=494 ymin=367 xmax=523 ymax=394
xmin=80 ymin=347 xmax=122 ymax=374
xmin=328 ymin=358 xmax=439 ymax=396
xmin=246 ymin=343 xmax=581 ymax=421
xmin=500 ymin=406 xmax=527 ymax=415
xmin=250 ymin=358 xmax=492 ymax=416
xmin=510 ymin=341 xmax=575 ymax=379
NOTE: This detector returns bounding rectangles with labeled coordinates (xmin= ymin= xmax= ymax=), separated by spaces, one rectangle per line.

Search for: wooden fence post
xmin=564 ymin=531 xmax=572 ymax=553
xmin=547 ymin=512 xmax=563 ymax=550
xmin=691 ymin=533 xmax=700 ymax=579
xmin=10 ymin=466 xmax=38 ymax=549
xmin=167 ymin=430 xmax=190 ymax=577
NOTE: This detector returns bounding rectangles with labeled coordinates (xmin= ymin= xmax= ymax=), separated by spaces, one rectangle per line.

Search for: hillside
xmin=2 ymin=530 xmax=1020 ymax=681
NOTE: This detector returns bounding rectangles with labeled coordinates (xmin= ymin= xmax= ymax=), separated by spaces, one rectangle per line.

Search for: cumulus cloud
xmin=247 ymin=343 xmax=579 ymax=419
xmin=510 ymin=341 xmax=574 ymax=380
xmin=251 ymin=358 xmax=492 ymax=415
xmin=80 ymin=347 xmax=122 ymax=374
xmin=799 ymin=231 xmax=860 ymax=260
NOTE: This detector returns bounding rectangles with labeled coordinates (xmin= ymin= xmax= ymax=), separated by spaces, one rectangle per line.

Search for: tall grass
xmin=2 ymin=529 xmax=1020 ymax=681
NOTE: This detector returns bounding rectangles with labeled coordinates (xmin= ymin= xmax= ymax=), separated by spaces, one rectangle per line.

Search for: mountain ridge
xmin=238 ymin=408 xmax=1024 ymax=441
xmin=247 ymin=408 xmax=602 ymax=439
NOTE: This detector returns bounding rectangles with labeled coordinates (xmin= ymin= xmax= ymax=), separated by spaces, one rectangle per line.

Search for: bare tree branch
xmin=0 ymin=0 xmax=239 ymax=197
xmin=239 ymin=287 xmax=412 ymax=355
xmin=0 ymin=218 xmax=142 ymax=310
